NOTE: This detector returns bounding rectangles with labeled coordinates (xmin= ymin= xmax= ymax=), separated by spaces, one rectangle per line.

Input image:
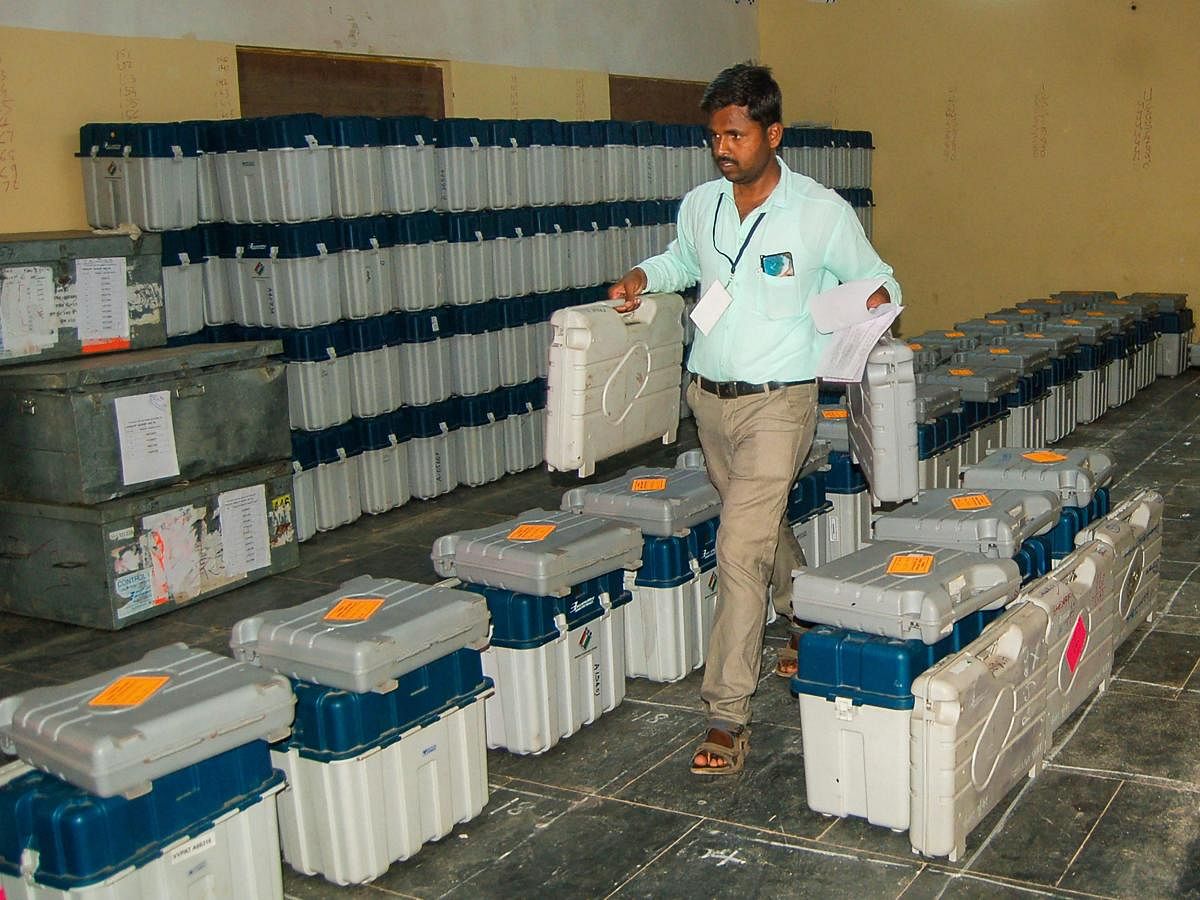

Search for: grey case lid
xmin=561 ymin=466 xmax=721 ymax=537
xmin=908 ymin=331 xmax=980 ymax=352
xmin=953 ymin=318 xmax=1025 ymax=337
xmin=918 ymin=364 xmax=1018 ymax=403
xmin=431 ymin=508 xmax=644 ymax=596
xmin=1123 ymin=292 xmax=1188 ymax=312
xmin=0 ymin=644 xmax=295 ymax=798
xmin=1040 ymin=317 xmax=1114 ymax=343
xmin=961 ymin=448 xmax=1115 ymax=507
xmin=914 ymin=383 xmax=962 ymax=423
xmin=999 ymin=333 xmax=1079 ymax=358
xmin=0 ymin=342 xmax=283 ymax=390
xmin=229 ymin=576 xmax=490 ymax=693
xmin=1019 ymin=297 xmax=1081 ymax=314
xmin=906 ymin=342 xmax=952 ymax=374
xmin=986 ymin=307 xmax=1048 ymax=322
xmin=790 ymin=541 xmax=1023 ymax=644
xmin=872 ymin=488 xmax=1062 ymax=558
xmin=953 ymin=344 xmax=1052 ymax=376
xmin=1092 ymin=302 xmax=1151 ymax=324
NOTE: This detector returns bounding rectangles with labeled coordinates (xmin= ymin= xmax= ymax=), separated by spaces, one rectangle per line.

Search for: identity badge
xmin=760 ymin=251 xmax=794 ymax=277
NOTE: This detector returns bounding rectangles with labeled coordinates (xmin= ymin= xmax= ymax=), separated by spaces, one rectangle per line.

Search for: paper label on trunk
xmin=508 ymin=523 xmax=556 ymax=541
xmin=631 ymin=477 xmax=667 ymax=492
xmin=886 ymin=552 xmax=935 ymax=576
xmin=89 ymin=675 xmax=170 ymax=707
xmin=325 ymin=597 xmax=386 ymax=622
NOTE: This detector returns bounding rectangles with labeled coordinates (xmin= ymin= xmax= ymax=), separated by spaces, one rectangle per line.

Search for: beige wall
xmin=759 ymin=0 xmax=1199 ymax=335
xmin=445 ymin=62 xmax=610 ymax=120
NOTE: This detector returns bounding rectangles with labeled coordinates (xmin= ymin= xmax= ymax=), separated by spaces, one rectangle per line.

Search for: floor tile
xmin=283 ymin=870 xmax=396 ymax=899
xmin=304 ymin=542 xmax=445 ymax=587
xmin=1111 ymin=630 xmax=1200 ymax=688
xmin=614 ymin=821 xmax=919 ymax=898
xmin=965 ymin=769 xmax=1120 ymax=886
xmin=1053 ymin=690 xmax=1200 ymax=785
xmin=614 ymin=721 xmax=829 ymax=839
xmin=1058 ymin=780 xmax=1200 ymax=898
xmin=487 ymin=699 xmax=704 ymax=795
xmin=899 ymin=868 xmax=1077 ymax=899
xmin=165 ymin=574 xmax=329 ymax=629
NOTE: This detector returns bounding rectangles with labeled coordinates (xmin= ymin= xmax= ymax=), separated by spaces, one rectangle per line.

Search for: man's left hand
xmin=865 ymin=286 xmax=891 ymax=310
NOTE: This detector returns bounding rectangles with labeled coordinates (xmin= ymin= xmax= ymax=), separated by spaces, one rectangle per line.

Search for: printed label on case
xmin=631 ymin=477 xmax=667 ymax=492
xmin=821 ymin=409 xmax=849 ymax=419
xmin=944 ymin=331 xmax=966 ymax=338
xmin=89 ymin=674 xmax=170 ymax=707
xmin=987 ymin=319 xmax=1008 ymax=325
xmin=1022 ymin=450 xmax=1067 ymax=463
xmin=1063 ymin=318 xmax=1082 ymax=325
xmin=324 ymin=596 xmax=385 ymax=622
xmin=950 ymin=493 xmax=992 ymax=511
xmin=908 ymin=342 xmax=923 ymax=351
xmin=1086 ymin=311 xmax=1107 ymax=317
xmin=169 ymin=831 xmax=216 ymax=865
xmin=989 ymin=347 xmax=1011 ymax=355
xmin=1020 ymin=308 xmax=1040 ymax=313
xmin=886 ymin=552 xmax=935 ymax=576
xmin=948 ymin=368 xmax=974 ymax=376
xmin=1026 ymin=332 xmax=1044 ymax=338
xmin=508 ymin=523 xmax=556 ymax=541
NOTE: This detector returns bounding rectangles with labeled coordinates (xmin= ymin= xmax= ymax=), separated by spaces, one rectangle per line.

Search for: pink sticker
xmin=1065 ymin=615 xmax=1088 ymax=673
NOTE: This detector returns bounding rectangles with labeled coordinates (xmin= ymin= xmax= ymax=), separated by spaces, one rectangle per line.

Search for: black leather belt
xmin=693 ymin=374 xmax=816 ymax=399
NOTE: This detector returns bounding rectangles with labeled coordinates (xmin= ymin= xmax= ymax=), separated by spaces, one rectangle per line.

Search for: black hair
xmin=700 ymin=63 xmax=782 ymax=128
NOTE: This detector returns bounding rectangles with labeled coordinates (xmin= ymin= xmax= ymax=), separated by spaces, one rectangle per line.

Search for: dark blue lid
xmin=337 ymin=215 xmax=394 ymax=251
xmin=238 ymin=221 xmax=341 ymax=259
xmin=278 ymin=322 xmax=351 ymax=362
xmin=468 ymin=572 xmax=628 ymax=649
xmin=326 ymin=115 xmax=382 ymax=147
xmin=124 ymin=122 xmax=200 ymax=158
xmin=159 ymin=227 xmax=204 ymax=265
xmin=357 ymin=407 xmax=412 ymax=449
xmin=78 ymin=122 xmax=128 ymax=157
xmin=597 ymin=121 xmax=635 ymax=144
xmin=532 ymin=206 xmax=566 ymax=235
xmin=409 ymin=398 xmax=461 ymax=437
xmin=449 ymin=300 xmax=501 ymax=335
xmin=496 ymin=295 xmax=535 ymax=328
xmin=345 ymin=315 xmax=390 ymax=353
xmin=0 ymin=742 xmax=280 ymax=890
xmin=283 ymin=650 xmax=488 ymax=762
xmin=524 ymin=377 xmax=548 ymax=410
xmin=568 ymin=121 xmax=595 ymax=148
xmin=634 ymin=534 xmax=694 ymax=589
xmin=252 ymin=113 xmax=331 ymax=150
xmin=379 ymin=115 xmax=436 ymax=147
xmin=825 ymin=450 xmax=868 ymax=494
xmin=390 ymin=210 xmax=443 ymax=245
xmin=527 ymin=119 xmax=564 ymax=146
xmin=633 ymin=121 xmax=665 ymax=146
xmin=437 ymin=118 xmax=485 ymax=148
xmin=445 ymin=212 xmax=498 ymax=243
xmin=571 ymin=204 xmax=602 ymax=232
xmin=395 ymin=306 xmax=453 ymax=343
xmin=459 ymin=391 xmax=509 ymax=427
xmin=291 ymin=420 xmax=361 ymax=468
xmin=787 ymin=470 xmax=830 ymax=525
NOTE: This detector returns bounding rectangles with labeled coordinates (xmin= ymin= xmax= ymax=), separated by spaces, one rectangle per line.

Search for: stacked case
xmin=0 ymin=645 xmax=295 ymax=898
xmin=230 ymin=577 xmax=493 ymax=884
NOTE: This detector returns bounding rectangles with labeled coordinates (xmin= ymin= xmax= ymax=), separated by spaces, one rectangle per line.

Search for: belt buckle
xmin=718 ymin=381 xmax=738 ymax=399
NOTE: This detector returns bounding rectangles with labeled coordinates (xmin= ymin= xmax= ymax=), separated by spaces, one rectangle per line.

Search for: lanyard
xmin=712 ymin=192 xmax=766 ymax=287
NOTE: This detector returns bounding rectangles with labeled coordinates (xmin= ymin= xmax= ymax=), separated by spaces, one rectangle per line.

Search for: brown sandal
xmin=690 ymin=727 xmax=751 ymax=776
xmin=774 ymin=645 xmax=798 ymax=678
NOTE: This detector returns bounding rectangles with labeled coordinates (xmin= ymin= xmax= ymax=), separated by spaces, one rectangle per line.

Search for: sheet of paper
xmin=689 ymin=280 xmax=734 ymax=336
xmin=141 ymin=505 xmax=202 ymax=605
xmin=809 ymin=277 xmax=888 ymax=334
xmin=219 ymin=484 xmax=270 ymax=576
xmin=114 ymin=391 xmax=181 ymax=485
xmin=75 ymin=256 xmax=130 ymax=349
xmin=816 ymin=304 xmax=904 ymax=382
xmin=0 ymin=266 xmax=58 ymax=358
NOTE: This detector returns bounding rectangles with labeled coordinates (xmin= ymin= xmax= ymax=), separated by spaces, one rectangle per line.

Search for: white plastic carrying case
xmin=1074 ymin=489 xmax=1164 ymax=648
xmin=229 ymin=577 xmax=494 ymax=885
xmin=909 ymin=602 xmax=1050 ymax=862
xmin=847 ymin=337 xmax=919 ymax=503
xmin=544 ymin=293 xmax=684 ymax=477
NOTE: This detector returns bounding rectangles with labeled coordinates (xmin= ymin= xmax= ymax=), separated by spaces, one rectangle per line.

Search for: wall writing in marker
xmin=116 ymin=47 xmax=140 ymax=122
xmin=0 ymin=56 xmax=18 ymax=193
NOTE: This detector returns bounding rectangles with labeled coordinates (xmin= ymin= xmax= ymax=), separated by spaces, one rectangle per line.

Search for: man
xmin=608 ymin=63 xmax=899 ymax=775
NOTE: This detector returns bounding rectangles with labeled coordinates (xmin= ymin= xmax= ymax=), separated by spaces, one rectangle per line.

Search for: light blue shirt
xmin=638 ymin=158 xmax=901 ymax=383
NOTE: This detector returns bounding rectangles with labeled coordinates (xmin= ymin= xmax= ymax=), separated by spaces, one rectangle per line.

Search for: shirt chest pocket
xmin=756 ymin=271 xmax=806 ymax=320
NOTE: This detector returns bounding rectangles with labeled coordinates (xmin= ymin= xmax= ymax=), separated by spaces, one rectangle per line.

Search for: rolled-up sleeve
xmin=637 ymin=192 xmax=703 ymax=294
xmin=822 ymin=204 xmax=901 ymax=306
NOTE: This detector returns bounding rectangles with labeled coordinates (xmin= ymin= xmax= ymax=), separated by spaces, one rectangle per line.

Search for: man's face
xmin=708 ymin=104 xmax=782 ymax=185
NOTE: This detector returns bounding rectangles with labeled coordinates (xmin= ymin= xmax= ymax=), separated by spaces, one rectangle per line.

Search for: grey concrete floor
xmin=2 ymin=370 xmax=1199 ymax=899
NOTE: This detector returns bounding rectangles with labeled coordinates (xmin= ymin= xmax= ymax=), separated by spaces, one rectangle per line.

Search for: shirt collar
xmin=716 ymin=155 xmax=792 ymax=211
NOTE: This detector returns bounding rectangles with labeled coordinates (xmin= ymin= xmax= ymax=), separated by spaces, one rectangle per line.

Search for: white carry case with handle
xmin=909 ymin=603 xmax=1050 ymax=862
xmin=1074 ymin=489 xmax=1163 ymax=648
xmin=544 ymin=294 xmax=684 ymax=477
xmin=848 ymin=337 xmax=919 ymax=503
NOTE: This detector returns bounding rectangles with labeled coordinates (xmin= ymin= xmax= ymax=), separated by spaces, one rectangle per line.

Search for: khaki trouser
xmin=687 ymin=378 xmax=818 ymax=730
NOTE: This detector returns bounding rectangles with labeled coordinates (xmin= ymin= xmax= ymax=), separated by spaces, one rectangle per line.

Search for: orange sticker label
xmin=1086 ymin=311 xmax=1108 ymax=317
xmin=1045 ymin=299 xmax=1061 ymax=304
xmin=989 ymin=347 xmax=1011 ymax=355
xmin=950 ymin=493 xmax=993 ymax=511
xmin=1020 ymin=308 xmax=1040 ymax=314
xmin=324 ymin=597 xmax=385 ymax=622
xmin=1022 ymin=450 xmax=1068 ymax=463
xmin=821 ymin=408 xmax=849 ymax=419
xmin=886 ymin=553 xmax=935 ymax=576
xmin=943 ymin=331 xmax=966 ymax=338
xmin=631 ymin=477 xmax=667 ymax=492
xmin=987 ymin=319 xmax=1008 ymax=325
xmin=908 ymin=342 xmax=923 ymax=351
xmin=507 ymin=523 xmax=557 ymax=541
xmin=1063 ymin=318 xmax=1083 ymax=325
xmin=1113 ymin=299 xmax=1130 ymax=305
xmin=948 ymin=367 xmax=975 ymax=376
xmin=1025 ymin=332 xmax=1044 ymax=338
xmin=89 ymin=675 xmax=170 ymax=708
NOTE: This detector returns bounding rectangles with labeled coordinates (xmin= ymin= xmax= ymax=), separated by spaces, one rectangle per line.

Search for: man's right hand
xmin=608 ymin=268 xmax=648 ymax=313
